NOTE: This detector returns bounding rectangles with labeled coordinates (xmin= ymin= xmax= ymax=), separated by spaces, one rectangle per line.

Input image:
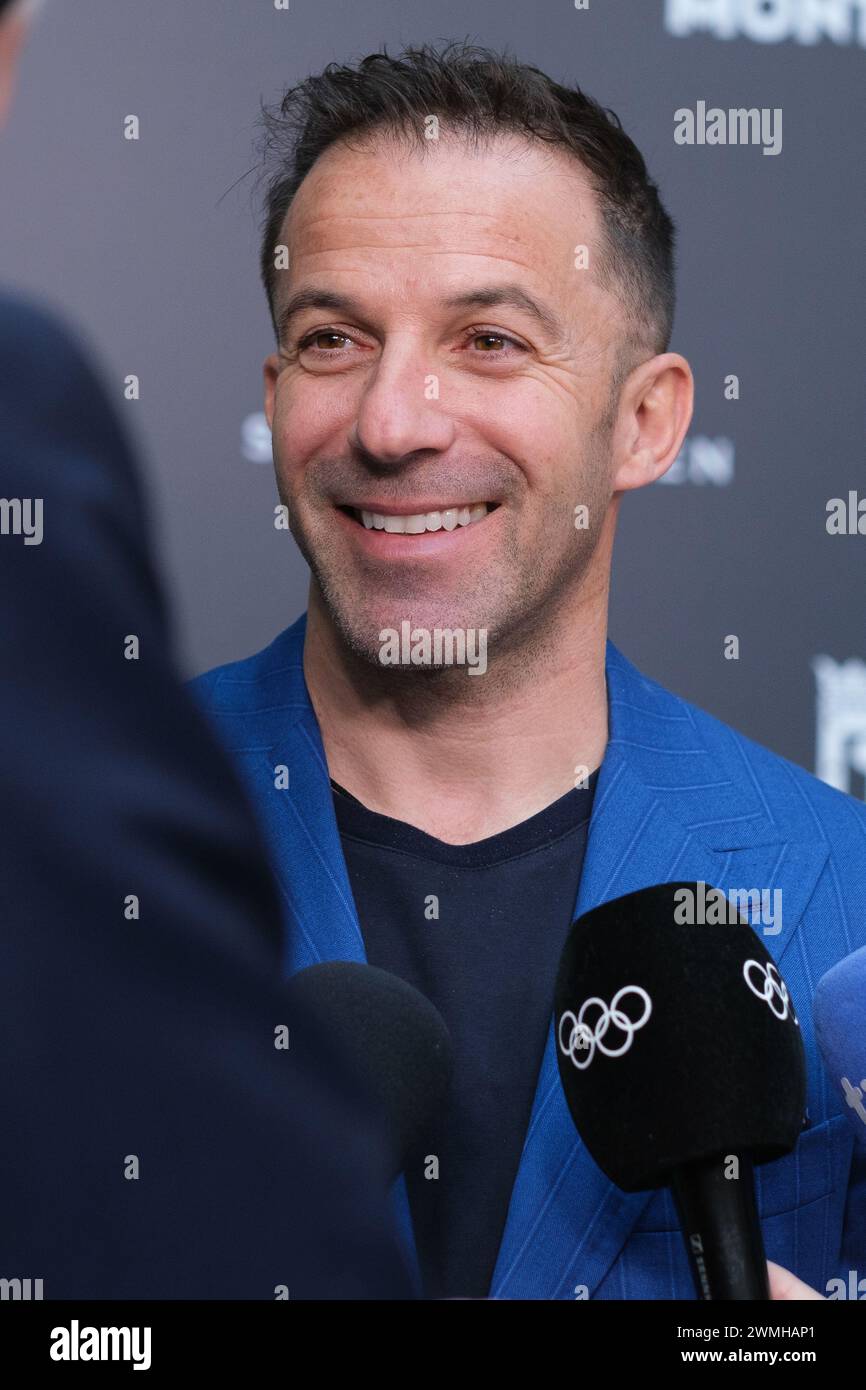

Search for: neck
xmin=303 ymin=573 xmax=610 ymax=846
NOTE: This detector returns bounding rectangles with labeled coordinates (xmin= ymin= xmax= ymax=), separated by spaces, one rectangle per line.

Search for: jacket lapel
xmin=204 ymin=613 xmax=366 ymax=974
xmin=259 ymin=701 xmax=366 ymax=975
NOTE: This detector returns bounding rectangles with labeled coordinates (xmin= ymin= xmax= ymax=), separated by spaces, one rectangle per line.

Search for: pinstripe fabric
xmin=190 ymin=612 xmax=866 ymax=1300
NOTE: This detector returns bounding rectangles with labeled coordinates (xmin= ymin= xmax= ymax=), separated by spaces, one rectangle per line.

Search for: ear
xmin=610 ymin=353 xmax=693 ymax=493
xmin=263 ymin=353 xmax=281 ymax=432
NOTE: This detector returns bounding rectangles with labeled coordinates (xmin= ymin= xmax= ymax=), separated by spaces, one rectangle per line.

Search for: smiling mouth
xmin=339 ymin=502 xmax=500 ymax=534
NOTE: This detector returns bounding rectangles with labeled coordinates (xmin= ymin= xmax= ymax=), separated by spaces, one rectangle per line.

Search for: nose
xmin=349 ymin=335 xmax=456 ymax=467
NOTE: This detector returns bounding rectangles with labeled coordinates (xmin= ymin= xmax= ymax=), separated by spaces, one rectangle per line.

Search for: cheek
xmin=471 ymin=389 xmax=579 ymax=494
xmin=273 ymin=375 xmax=354 ymax=473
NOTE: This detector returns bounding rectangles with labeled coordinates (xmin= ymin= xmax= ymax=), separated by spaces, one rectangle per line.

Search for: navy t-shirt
xmin=330 ymin=769 xmax=598 ymax=1299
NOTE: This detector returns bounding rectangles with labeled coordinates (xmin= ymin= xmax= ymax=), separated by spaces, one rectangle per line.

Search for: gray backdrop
xmin=1 ymin=0 xmax=863 ymax=795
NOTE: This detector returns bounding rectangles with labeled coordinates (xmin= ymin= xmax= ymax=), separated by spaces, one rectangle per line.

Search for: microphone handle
xmin=671 ymin=1153 xmax=770 ymax=1300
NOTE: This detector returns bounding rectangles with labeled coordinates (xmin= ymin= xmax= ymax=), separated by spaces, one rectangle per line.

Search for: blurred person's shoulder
xmin=0 ymin=288 xmax=88 ymax=375
xmin=0 ymin=289 xmax=126 ymax=428
xmin=0 ymin=288 xmax=143 ymax=503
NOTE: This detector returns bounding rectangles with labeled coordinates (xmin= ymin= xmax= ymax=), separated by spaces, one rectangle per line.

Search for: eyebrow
xmin=276 ymin=283 xmax=564 ymax=343
xmin=442 ymin=285 xmax=564 ymax=340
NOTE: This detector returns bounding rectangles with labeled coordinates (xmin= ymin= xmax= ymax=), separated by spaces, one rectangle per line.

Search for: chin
xmin=329 ymin=601 xmax=484 ymax=668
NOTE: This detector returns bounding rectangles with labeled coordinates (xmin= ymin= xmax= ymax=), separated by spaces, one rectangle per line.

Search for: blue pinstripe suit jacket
xmin=190 ymin=611 xmax=866 ymax=1299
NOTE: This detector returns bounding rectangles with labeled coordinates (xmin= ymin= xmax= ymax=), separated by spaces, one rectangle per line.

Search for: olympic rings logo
xmin=558 ymin=986 xmax=653 ymax=1070
xmin=743 ymin=959 xmax=798 ymax=1026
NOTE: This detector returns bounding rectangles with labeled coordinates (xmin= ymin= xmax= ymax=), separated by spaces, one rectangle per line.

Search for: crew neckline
xmin=329 ymin=769 xmax=599 ymax=868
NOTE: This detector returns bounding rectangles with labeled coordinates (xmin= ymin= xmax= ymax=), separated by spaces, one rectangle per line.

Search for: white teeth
xmin=356 ymin=504 xmax=492 ymax=534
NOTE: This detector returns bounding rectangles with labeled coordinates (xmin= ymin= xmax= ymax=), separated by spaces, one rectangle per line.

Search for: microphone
xmin=286 ymin=961 xmax=453 ymax=1179
xmin=554 ymin=882 xmax=807 ymax=1300
xmin=814 ymin=944 xmax=866 ymax=1147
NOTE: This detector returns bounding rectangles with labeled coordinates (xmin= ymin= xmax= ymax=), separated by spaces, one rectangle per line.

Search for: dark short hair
xmin=257 ymin=41 xmax=676 ymax=375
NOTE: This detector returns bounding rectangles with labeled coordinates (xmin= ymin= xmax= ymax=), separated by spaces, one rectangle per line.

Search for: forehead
xmin=278 ymin=132 xmax=605 ymax=307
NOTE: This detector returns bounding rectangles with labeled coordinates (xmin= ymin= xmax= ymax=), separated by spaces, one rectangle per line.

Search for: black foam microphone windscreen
xmin=554 ymin=882 xmax=806 ymax=1193
xmin=286 ymin=961 xmax=454 ymax=1179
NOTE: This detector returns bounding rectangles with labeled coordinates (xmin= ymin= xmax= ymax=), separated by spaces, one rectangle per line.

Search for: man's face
xmin=264 ymin=132 xmax=627 ymax=668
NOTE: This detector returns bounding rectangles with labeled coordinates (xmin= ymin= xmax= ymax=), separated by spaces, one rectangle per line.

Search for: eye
xmin=296 ymin=329 xmax=356 ymax=355
xmin=461 ymin=328 xmax=527 ymax=357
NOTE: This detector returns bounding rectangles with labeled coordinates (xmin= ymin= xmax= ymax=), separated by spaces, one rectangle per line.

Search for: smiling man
xmin=192 ymin=43 xmax=866 ymax=1300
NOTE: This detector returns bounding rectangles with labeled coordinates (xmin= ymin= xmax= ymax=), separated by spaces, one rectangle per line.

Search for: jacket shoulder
xmin=700 ymin=699 xmax=865 ymax=835
xmin=0 ymin=291 xmax=96 ymax=385
xmin=0 ymin=289 xmax=140 ymax=476
xmin=610 ymin=643 xmax=866 ymax=839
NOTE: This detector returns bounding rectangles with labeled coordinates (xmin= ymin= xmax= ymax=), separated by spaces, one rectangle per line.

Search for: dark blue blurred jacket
xmin=0 ymin=293 xmax=411 ymax=1299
